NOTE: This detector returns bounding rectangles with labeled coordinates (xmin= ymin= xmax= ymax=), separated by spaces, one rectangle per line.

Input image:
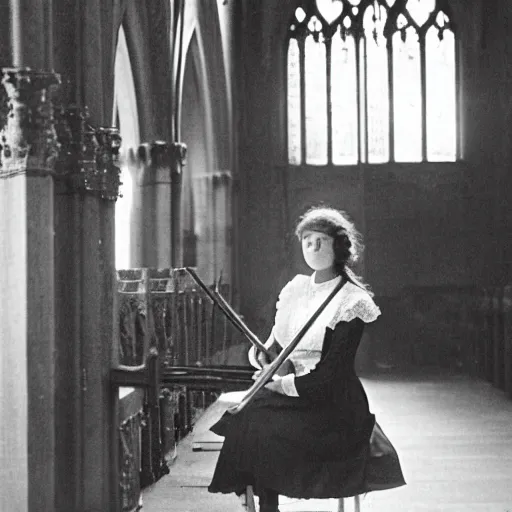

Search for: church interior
xmin=1 ymin=0 xmax=512 ymax=511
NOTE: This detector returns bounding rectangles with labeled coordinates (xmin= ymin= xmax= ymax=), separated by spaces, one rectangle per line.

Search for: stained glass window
xmin=286 ymin=0 xmax=458 ymax=165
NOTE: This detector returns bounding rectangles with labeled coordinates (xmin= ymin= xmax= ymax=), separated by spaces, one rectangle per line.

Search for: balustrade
xmin=0 ymin=66 xmax=61 ymax=512
xmin=115 ymin=266 xmax=252 ymax=506
xmin=504 ymin=285 xmax=512 ymax=397
xmin=474 ymin=284 xmax=512 ymax=399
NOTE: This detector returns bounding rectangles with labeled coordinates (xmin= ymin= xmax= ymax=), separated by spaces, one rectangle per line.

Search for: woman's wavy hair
xmin=294 ymin=206 xmax=373 ymax=295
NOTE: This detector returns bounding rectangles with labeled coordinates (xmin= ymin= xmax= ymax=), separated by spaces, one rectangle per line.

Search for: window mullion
xmin=326 ymin=36 xmax=333 ymax=165
xmin=420 ymin=31 xmax=427 ymax=162
xmin=387 ymin=36 xmax=395 ymax=162
xmin=355 ymin=36 xmax=361 ymax=164
xmin=363 ymin=37 xmax=369 ymax=164
xmin=455 ymin=36 xmax=461 ymax=160
xmin=299 ymin=36 xmax=307 ymax=165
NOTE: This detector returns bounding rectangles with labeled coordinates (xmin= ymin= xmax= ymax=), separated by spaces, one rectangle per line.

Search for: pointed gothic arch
xmin=177 ymin=7 xmax=234 ymax=285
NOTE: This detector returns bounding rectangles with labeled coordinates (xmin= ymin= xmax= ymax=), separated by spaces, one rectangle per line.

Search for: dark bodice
xmin=293 ymin=318 xmax=370 ymax=426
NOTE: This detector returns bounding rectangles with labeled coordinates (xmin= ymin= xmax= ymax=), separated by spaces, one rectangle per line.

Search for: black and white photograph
xmin=1 ymin=1 xmax=511 ymax=511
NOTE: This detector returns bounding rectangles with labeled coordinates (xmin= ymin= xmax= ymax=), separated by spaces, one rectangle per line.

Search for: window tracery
xmin=286 ymin=0 xmax=457 ymax=165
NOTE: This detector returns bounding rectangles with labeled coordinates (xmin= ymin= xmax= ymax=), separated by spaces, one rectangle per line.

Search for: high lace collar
xmin=273 ymin=274 xmax=381 ymax=352
xmin=309 ymin=272 xmax=342 ymax=293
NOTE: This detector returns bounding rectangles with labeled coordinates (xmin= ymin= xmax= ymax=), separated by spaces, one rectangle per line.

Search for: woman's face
xmin=301 ymin=230 xmax=335 ymax=271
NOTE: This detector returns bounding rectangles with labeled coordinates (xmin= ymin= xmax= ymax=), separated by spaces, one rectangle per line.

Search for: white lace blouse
xmin=249 ymin=273 xmax=381 ymax=397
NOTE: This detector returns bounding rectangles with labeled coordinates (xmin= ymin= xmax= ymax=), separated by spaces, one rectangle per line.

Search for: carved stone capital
xmin=136 ymin=141 xmax=187 ymax=166
xmin=170 ymin=142 xmax=187 ymax=185
xmin=94 ymin=127 xmax=122 ymax=200
xmin=54 ymin=104 xmax=88 ymax=188
xmin=0 ymin=67 xmax=61 ymax=179
xmin=170 ymin=141 xmax=187 ymax=166
xmin=136 ymin=141 xmax=186 ymax=186
xmin=137 ymin=140 xmax=170 ymax=169
xmin=54 ymin=107 xmax=122 ymax=200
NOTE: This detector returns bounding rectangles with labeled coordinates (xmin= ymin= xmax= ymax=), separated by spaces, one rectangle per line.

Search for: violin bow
xmin=185 ymin=267 xmax=272 ymax=357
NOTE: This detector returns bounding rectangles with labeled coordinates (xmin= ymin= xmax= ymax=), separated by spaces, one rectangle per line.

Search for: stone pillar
xmin=80 ymin=125 xmax=121 ymax=512
xmin=53 ymin=104 xmax=87 ymax=512
xmin=134 ymin=140 xmax=187 ymax=268
xmin=137 ymin=141 xmax=169 ymax=267
xmin=53 ymin=105 xmax=122 ymax=511
xmin=9 ymin=0 xmax=53 ymax=69
xmin=0 ymin=67 xmax=60 ymax=512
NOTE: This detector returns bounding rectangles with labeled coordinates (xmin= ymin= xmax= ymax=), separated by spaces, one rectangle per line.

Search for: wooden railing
xmin=114 ymin=267 xmax=254 ymax=511
xmin=117 ymin=268 xmax=247 ymax=367
xmin=476 ymin=286 xmax=512 ymax=397
xmin=395 ymin=284 xmax=512 ymax=397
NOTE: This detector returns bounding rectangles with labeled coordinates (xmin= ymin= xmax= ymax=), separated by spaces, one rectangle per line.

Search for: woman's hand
xmin=264 ymin=379 xmax=286 ymax=395
xmin=275 ymin=359 xmax=295 ymax=377
xmin=252 ymin=358 xmax=295 ymax=381
xmin=256 ymin=349 xmax=271 ymax=368
xmin=252 ymin=364 xmax=272 ymax=381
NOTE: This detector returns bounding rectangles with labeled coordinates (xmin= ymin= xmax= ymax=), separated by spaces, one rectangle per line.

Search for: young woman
xmin=208 ymin=207 xmax=405 ymax=512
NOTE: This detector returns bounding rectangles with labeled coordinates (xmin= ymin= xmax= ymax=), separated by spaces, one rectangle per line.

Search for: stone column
xmin=53 ymin=105 xmax=122 ymax=511
xmin=9 ymin=0 xmax=53 ymax=70
xmin=0 ymin=67 xmax=60 ymax=512
xmin=80 ymin=126 xmax=121 ymax=512
xmin=53 ymin=104 xmax=87 ymax=512
xmin=137 ymin=141 xmax=169 ymax=267
xmin=134 ymin=141 xmax=187 ymax=268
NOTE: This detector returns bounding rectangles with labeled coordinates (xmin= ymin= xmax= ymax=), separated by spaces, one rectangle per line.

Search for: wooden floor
xmin=141 ymin=371 xmax=512 ymax=512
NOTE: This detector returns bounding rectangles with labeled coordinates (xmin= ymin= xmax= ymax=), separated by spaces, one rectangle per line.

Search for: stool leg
xmin=337 ymin=497 xmax=345 ymax=512
xmin=354 ymin=494 xmax=361 ymax=512
xmin=244 ymin=485 xmax=256 ymax=512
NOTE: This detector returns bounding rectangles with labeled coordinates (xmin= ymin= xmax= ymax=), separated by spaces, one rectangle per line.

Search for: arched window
xmin=286 ymin=0 xmax=458 ymax=165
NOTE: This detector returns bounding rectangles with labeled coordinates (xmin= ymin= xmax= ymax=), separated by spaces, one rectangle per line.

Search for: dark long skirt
xmin=208 ymin=389 xmax=406 ymax=499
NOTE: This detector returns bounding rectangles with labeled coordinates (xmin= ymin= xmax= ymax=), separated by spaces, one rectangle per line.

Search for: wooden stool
xmin=337 ymin=495 xmax=361 ymax=512
xmin=243 ymin=485 xmax=361 ymax=511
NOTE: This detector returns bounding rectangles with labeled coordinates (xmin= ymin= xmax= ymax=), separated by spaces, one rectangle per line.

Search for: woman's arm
xmin=294 ymin=318 xmax=363 ymax=400
xmin=248 ymin=331 xmax=277 ymax=368
xmin=268 ymin=318 xmax=364 ymax=398
xmin=252 ymin=337 xmax=295 ymax=383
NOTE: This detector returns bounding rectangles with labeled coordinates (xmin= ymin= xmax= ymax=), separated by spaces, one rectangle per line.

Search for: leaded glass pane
xmin=287 ymin=38 xmax=302 ymax=165
xmin=364 ymin=4 xmax=389 ymax=163
xmin=393 ymin=27 xmax=422 ymax=162
xmin=359 ymin=37 xmax=366 ymax=163
xmin=295 ymin=7 xmax=306 ymax=23
xmin=426 ymin=27 xmax=456 ymax=161
xmin=331 ymin=29 xmax=358 ymax=165
xmin=316 ymin=0 xmax=343 ymax=25
xmin=305 ymin=34 xmax=328 ymax=165
xmin=406 ymin=0 xmax=436 ymax=27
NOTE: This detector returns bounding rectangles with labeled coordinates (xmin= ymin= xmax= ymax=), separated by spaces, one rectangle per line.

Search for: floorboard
xmin=141 ymin=371 xmax=512 ymax=512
